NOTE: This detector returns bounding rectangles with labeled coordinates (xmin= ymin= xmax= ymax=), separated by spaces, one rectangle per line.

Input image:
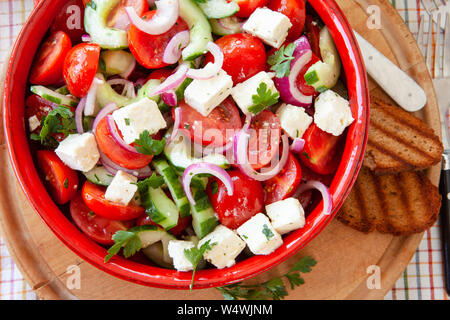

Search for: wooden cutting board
xmin=0 ymin=0 xmax=442 ymax=300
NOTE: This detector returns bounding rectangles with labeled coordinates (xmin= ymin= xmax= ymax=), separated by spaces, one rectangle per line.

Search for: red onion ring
xmin=81 ymin=34 xmax=91 ymax=42
xmin=182 ymin=163 xmax=233 ymax=205
xmin=294 ymin=180 xmax=332 ymax=215
xmin=233 ymin=132 xmax=289 ymax=181
xmin=161 ymin=90 xmax=177 ymax=107
xmin=85 ymin=77 xmax=104 ymax=116
xmin=92 ymin=103 xmax=118 ymax=133
xmin=290 ymin=138 xmax=305 ymax=153
xmin=186 ymin=42 xmax=224 ymax=80
xmin=75 ymin=96 xmax=87 ymax=134
xmin=119 ymin=57 xmax=136 ymax=79
xmin=106 ymin=115 xmax=141 ymax=155
xmin=99 ymin=149 xmax=153 ymax=178
xmin=163 ymin=30 xmax=190 ymax=64
xmin=167 ymin=107 xmax=181 ymax=144
xmin=150 ymin=64 xmax=189 ymax=96
xmin=125 ymin=0 xmax=179 ymax=35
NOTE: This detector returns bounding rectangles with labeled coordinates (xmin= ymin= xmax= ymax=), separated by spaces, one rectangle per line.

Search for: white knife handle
xmin=354 ymin=31 xmax=427 ymax=112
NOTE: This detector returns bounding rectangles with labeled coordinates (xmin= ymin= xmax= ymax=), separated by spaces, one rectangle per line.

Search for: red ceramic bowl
xmin=3 ymin=0 xmax=369 ymax=289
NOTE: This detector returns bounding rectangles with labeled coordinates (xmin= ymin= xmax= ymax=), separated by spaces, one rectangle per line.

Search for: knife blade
xmin=354 ymin=31 xmax=427 ymax=112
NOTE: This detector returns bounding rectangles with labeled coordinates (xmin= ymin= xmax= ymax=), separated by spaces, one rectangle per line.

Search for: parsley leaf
xmin=262 ymin=224 xmax=274 ymax=240
xmin=192 ymin=0 xmax=207 ymax=3
xmin=133 ymin=130 xmax=166 ymax=155
xmin=134 ymin=173 xmax=165 ymax=192
xmin=247 ymin=83 xmax=279 ymax=115
xmin=267 ymin=43 xmax=296 ymax=78
xmin=216 ymin=256 xmax=317 ymax=300
xmin=37 ymin=106 xmax=76 ymax=147
xmin=184 ymin=240 xmax=216 ymax=290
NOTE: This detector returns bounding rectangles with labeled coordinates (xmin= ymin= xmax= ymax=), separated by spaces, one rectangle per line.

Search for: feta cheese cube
xmin=55 ymin=133 xmax=100 ymax=172
xmin=28 ymin=115 xmax=40 ymax=132
xmin=198 ymin=225 xmax=246 ymax=269
xmin=276 ymin=104 xmax=313 ymax=139
xmin=242 ymin=7 xmax=292 ymax=48
xmin=184 ymin=69 xmax=233 ymax=117
xmin=265 ymin=198 xmax=305 ymax=235
xmin=314 ymin=90 xmax=354 ymax=136
xmin=168 ymin=240 xmax=195 ymax=272
xmin=237 ymin=213 xmax=283 ymax=255
xmin=104 ymin=170 xmax=138 ymax=206
xmin=112 ymin=97 xmax=167 ymax=144
xmin=231 ymin=71 xmax=278 ymax=115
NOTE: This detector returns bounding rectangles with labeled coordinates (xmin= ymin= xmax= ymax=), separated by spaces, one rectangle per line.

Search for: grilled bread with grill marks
xmin=337 ymin=167 xmax=441 ymax=235
xmin=363 ymin=97 xmax=443 ymax=174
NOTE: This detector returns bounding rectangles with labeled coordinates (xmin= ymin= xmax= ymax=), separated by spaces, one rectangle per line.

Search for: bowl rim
xmin=2 ymin=0 xmax=369 ymax=289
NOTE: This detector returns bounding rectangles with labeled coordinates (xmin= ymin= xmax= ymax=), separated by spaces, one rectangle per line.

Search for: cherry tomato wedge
xmin=206 ymin=170 xmax=264 ymax=229
xmin=296 ymin=53 xmax=320 ymax=96
xmin=248 ymin=110 xmax=281 ymax=169
xmin=268 ymin=0 xmax=306 ymax=41
xmin=95 ymin=116 xmax=153 ymax=170
xmin=263 ymin=152 xmax=302 ymax=204
xmin=235 ymin=0 xmax=269 ymax=18
xmin=176 ymin=98 xmax=242 ymax=147
xmin=70 ymin=193 xmax=134 ymax=245
xmin=146 ymin=68 xmax=173 ymax=81
xmin=304 ymin=15 xmax=322 ymax=59
xmin=128 ymin=11 xmax=188 ymax=69
xmin=107 ymin=0 xmax=149 ymax=30
xmin=50 ymin=0 xmax=85 ymax=44
xmin=137 ymin=214 xmax=192 ymax=236
xmin=29 ymin=31 xmax=72 ymax=86
xmin=82 ymin=181 xmax=145 ymax=220
xmin=299 ymin=123 xmax=345 ymax=175
xmin=36 ymin=150 xmax=79 ymax=204
xmin=204 ymin=34 xmax=266 ymax=84
xmin=63 ymin=43 xmax=100 ymax=97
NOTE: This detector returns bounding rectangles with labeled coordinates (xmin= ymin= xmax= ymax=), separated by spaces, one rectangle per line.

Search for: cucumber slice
xmin=101 ymin=50 xmax=136 ymax=76
xmin=95 ymin=74 xmax=132 ymax=107
xmin=55 ymin=85 xmax=70 ymax=95
xmin=152 ymin=158 xmax=191 ymax=218
xmin=30 ymin=86 xmax=78 ymax=107
xmin=142 ymin=242 xmax=174 ymax=269
xmin=190 ymin=187 xmax=218 ymax=239
xmin=164 ymin=134 xmax=229 ymax=171
xmin=210 ymin=16 xmax=242 ymax=36
xmin=179 ymin=0 xmax=213 ymax=61
xmin=137 ymin=79 xmax=161 ymax=103
xmin=304 ymin=27 xmax=341 ymax=92
xmin=141 ymin=186 xmax=179 ymax=230
xmin=83 ymin=166 xmax=115 ymax=186
xmin=196 ymin=0 xmax=239 ymax=19
xmin=84 ymin=0 xmax=128 ymax=49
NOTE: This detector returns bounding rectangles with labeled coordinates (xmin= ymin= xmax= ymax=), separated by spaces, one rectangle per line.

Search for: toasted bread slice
xmin=337 ymin=167 xmax=441 ymax=235
xmin=363 ymin=97 xmax=443 ymax=174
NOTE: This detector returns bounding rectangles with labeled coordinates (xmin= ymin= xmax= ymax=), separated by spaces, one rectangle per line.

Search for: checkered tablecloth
xmin=0 ymin=0 xmax=449 ymax=300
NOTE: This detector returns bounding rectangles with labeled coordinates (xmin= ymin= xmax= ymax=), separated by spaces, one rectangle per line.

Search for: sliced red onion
xmin=125 ymin=0 xmax=179 ymax=35
xmin=161 ymin=90 xmax=177 ymax=107
xmin=92 ymin=103 xmax=118 ymax=133
xmin=106 ymin=115 xmax=142 ymax=155
xmin=99 ymin=149 xmax=153 ymax=178
xmin=150 ymin=64 xmax=189 ymax=96
xmin=81 ymin=34 xmax=91 ymax=42
xmin=163 ymin=30 xmax=190 ymax=64
xmin=167 ymin=107 xmax=181 ymax=144
xmin=186 ymin=42 xmax=224 ymax=80
xmin=294 ymin=180 xmax=332 ymax=215
xmin=125 ymin=82 xmax=136 ymax=99
xmin=234 ymin=132 xmax=289 ymax=181
xmin=119 ymin=57 xmax=136 ymax=79
xmin=85 ymin=77 xmax=104 ymax=116
xmin=242 ymin=114 xmax=253 ymax=133
xmin=273 ymin=36 xmax=314 ymax=107
xmin=290 ymin=138 xmax=305 ymax=153
xmin=75 ymin=96 xmax=87 ymax=134
xmin=182 ymin=163 xmax=233 ymax=205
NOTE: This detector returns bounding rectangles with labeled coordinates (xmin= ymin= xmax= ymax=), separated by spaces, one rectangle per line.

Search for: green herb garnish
xmin=35 ymin=106 xmax=76 ymax=147
xmin=184 ymin=240 xmax=216 ymax=290
xmin=267 ymin=43 xmax=296 ymax=78
xmin=247 ymin=83 xmax=280 ymax=115
xmin=133 ymin=130 xmax=166 ymax=155
xmin=134 ymin=173 xmax=165 ymax=192
xmin=262 ymin=224 xmax=274 ymax=241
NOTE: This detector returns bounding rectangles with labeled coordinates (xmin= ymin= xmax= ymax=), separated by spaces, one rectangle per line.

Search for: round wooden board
xmin=0 ymin=0 xmax=442 ymax=300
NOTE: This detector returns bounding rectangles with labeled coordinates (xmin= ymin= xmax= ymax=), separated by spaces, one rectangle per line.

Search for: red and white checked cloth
xmin=0 ymin=0 xmax=448 ymax=300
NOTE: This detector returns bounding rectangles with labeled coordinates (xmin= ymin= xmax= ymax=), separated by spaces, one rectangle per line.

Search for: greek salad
xmin=26 ymin=0 xmax=354 ymax=279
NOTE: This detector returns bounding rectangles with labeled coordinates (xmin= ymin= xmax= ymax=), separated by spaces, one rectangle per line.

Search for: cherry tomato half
xmin=95 ymin=116 xmax=153 ymax=170
xmin=268 ymin=0 xmax=306 ymax=41
xmin=146 ymin=68 xmax=173 ymax=82
xmin=70 ymin=193 xmax=134 ymax=245
xmin=107 ymin=0 xmax=149 ymax=30
xmin=204 ymin=33 xmax=266 ymax=84
xmin=235 ymin=0 xmax=269 ymax=18
xmin=206 ymin=170 xmax=264 ymax=229
xmin=176 ymin=98 xmax=242 ymax=147
xmin=263 ymin=152 xmax=302 ymax=205
xmin=36 ymin=150 xmax=79 ymax=204
xmin=82 ymin=181 xmax=145 ymax=220
xmin=29 ymin=31 xmax=72 ymax=86
xmin=63 ymin=43 xmax=100 ymax=97
xmin=299 ymin=123 xmax=345 ymax=175
xmin=137 ymin=214 xmax=192 ymax=236
xmin=49 ymin=0 xmax=85 ymax=44
xmin=128 ymin=11 xmax=188 ymax=69
xmin=296 ymin=52 xmax=320 ymax=96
